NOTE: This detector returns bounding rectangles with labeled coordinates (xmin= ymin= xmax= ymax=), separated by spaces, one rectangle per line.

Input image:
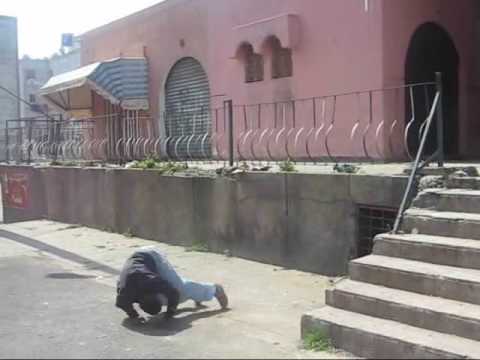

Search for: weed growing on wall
xmin=49 ymin=160 xmax=78 ymax=167
xmin=123 ymin=228 xmax=134 ymax=238
xmin=333 ymin=163 xmax=360 ymax=174
xmin=279 ymin=159 xmax=297 ymax=172
xmin=186 ymin=240 xmax=209 ymax=253
xmin=303 ymin=329 xmax=334 ymax=352
xmin=131 ymin=158 xmax=189 ymax=174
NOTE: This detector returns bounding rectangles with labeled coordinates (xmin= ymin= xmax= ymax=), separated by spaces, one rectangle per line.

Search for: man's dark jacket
xmin=116 ymin=251 xmax=179 ymax=318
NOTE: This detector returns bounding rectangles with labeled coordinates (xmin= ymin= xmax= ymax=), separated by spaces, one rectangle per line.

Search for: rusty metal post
xmin=27 ymin=120 xmax=32 ymax=164
xmin=118 ymin=110 xmax=124 ymax=163
xmin=224 ymin=100 xmax=234 ymax=166
xmin=435 ymin=72 xmax=444 ymax=168
xmin=5 ymin=120 xmax=9 ymax=163
xmin=52 ymin=115 xmax=62 ymax=162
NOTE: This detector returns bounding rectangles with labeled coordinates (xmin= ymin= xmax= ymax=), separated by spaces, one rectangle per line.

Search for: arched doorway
xmin=405 ymin=22 xmax=459 ymax=158
xmin=165 ymin=57 xmax=211 ymax=158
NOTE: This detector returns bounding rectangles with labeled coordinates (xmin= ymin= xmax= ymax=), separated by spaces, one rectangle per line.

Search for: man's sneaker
xmin=214 ymin=284 xmax=228 ymax=309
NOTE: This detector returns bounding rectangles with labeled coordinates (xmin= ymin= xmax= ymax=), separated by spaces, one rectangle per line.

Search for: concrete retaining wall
xmin=0 ymin=165 xmax=407 ymax=275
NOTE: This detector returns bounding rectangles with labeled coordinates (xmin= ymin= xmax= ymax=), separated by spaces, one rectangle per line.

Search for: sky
xmin=2 ymin=0 xmax=165 ymax=58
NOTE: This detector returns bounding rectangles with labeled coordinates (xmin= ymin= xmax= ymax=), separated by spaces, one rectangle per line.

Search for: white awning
xmin=40 ymin=62 xmax=100 ymax=94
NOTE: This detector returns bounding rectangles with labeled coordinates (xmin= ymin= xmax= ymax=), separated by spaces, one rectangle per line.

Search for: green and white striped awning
xmin=40 ymin=57 xmax=149 ymax=111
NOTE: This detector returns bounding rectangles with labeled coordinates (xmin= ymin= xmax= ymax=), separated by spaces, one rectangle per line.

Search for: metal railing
xmin=392 ymin=72 xmax=444 ymax=233
xmin=226 ymin=82 xmax=438 ymax=164
xmin=4 ymin=115 xmax=64 ymax=163
xmin=4 ymin=79 xmax=442 ymax=167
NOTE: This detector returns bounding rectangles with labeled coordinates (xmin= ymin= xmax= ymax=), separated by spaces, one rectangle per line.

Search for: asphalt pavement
xmin=0 ymin=220 xmax=349 ymax=359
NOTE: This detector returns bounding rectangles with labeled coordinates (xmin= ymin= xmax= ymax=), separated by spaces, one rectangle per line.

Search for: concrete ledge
xmin=374 ymin=233 xmax=480 ymax=269
xmin=413 ymin=188 xmax=480 ymax=213
xmin=326 ymin=279 xmax=480 ymax=342
xmin=446 ymin=176 xmax=480 ymax=189
xmin=404 ymin=166 xmax=478 ymax=177
xmin=350 ymin=255 xmax=480 ymax=305
xmin=301 ymin=307 xmax=480 ymax=359
xmin=404 ymin=208 xmax=480 ymax=240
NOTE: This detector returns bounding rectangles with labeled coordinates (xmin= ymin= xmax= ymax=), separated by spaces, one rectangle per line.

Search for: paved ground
xmin=0 ymin=220 xmax=350 ymax=359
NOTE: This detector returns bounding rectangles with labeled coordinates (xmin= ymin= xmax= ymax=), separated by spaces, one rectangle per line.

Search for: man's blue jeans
xmin=138 ymin=246 xmax=216 ymax=304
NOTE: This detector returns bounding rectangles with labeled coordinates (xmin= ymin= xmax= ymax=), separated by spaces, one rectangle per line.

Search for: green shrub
xmin=123 ymin=228 xmax=134 ymax=238
xmin=303 ymin=329 xmax=334 ymax=352
xmin=186 ymin=240 xmax=209 ymax=253
xmin=279 ymin=159 xmax=297 ymax=172
xmin=131 ymin=158 xmax=189 ymax=174
xmin=333 ymin=163 xmax=359 ymax=174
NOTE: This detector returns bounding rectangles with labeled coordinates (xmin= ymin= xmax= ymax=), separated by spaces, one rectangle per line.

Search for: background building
xmin=19 ymin=35 xmax=82 ymax=118
xmin=49 ymin=36 xmax=81 ymax=76
xmin=19 ymin=56 xmax=52 ymax=118
xmin=0 ymin=15 xmax=20 ymax=159
xmin=39 ymin=0 xmax=479 ymax=162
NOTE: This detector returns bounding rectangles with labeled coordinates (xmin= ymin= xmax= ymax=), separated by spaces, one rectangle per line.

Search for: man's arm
xmin=144 ymin=277 xmax=180 ymax=316
xmin=116 ymin=287 xmax=139 ymax=318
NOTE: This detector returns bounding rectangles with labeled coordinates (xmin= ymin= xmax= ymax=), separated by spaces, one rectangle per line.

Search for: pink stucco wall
xmin=81 ymin=0 xmax=476 ymax=160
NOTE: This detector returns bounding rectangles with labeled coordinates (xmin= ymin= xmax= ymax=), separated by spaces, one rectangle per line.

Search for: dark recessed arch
xmin=405 ymin=22 xmax=459 ymax=157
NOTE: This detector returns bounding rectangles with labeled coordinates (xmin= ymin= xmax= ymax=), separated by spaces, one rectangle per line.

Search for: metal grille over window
xmin=165 ymin=57 xmax=212 ymax=159
xmin=271 ymin=38 xmax=292 ymax=79
xmin=358 ymin=206 xmax=397 ymax=257
xmin=245 ymin=51 xmax=264 ymax=83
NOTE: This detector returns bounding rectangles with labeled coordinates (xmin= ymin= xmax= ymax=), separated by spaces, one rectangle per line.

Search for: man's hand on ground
xmin=164 ymin=308 xmax=176 ymax=320
xmin=126 ymin=316 xmax=147 ymax=325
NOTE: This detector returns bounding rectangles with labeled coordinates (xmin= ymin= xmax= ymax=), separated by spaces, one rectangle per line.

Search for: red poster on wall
xmin=2 ymin=172 xmax=29 ymax=209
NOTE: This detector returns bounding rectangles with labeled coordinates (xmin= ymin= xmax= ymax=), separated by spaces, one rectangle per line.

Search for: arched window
xmin=270 ymin=36 xmax=292 ymax=79
xmin=238 ymin=43 xmax=264 ymax=83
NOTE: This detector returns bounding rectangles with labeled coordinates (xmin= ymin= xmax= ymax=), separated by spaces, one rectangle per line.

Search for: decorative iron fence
xmin=4 ymin=78 xmax=444 ymax=166
xmin=393 ymin=73 xmax=444 ymax=233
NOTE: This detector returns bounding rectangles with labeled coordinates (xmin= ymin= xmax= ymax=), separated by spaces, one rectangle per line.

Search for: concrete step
xmin=413 ymin=189 xmax=480 ymax=213
xmin=403 ymin=208 xmax=480 ymax=240
xmin=374 ymin=233 xmax=480 ymax=269
xmin=447 ymin=176 xmax=480 ymax=190
xmin=301 ymin=306 xmax=480 ymax=359
xmin=349 ymin=255 xmax=480 ymax=305
xmin=404 ymin=166 xmax=478 ymax=177
xmin=326 ymin=279 xmax=480 ymax=341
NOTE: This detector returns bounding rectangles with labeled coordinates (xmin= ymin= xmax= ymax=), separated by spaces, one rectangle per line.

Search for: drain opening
xmin=357 ymin=205 xmax=397 ymax=258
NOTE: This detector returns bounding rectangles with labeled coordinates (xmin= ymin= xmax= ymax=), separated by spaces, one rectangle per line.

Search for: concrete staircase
xmin=302 ymin=176 xmax=480 ymax=359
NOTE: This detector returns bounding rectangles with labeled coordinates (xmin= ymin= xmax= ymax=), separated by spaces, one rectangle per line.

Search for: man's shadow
xmin=121 ymin=306 xmax=230 ymax=337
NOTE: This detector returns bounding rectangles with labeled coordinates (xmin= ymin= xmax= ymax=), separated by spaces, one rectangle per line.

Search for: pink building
xmin=41 ymin=0 xmax=480 ymax=162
